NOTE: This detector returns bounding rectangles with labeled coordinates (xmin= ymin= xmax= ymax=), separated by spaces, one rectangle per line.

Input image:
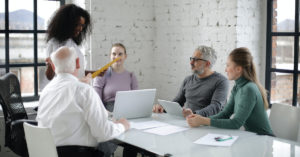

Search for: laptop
xmin=113 ymin=89 xmax=156 ymax=119
xmin=158 ymin=99 xmax=183 ymax=117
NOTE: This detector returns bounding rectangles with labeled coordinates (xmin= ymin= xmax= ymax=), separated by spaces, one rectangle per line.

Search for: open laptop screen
xmin=113 ymin=89 xmax=156 ymax=119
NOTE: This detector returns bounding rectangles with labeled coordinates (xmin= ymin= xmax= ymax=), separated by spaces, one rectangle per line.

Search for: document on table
xmin=130 ymin=120 xmax=169 ymax=130
xmin=143 ymin=124 xmax=189 ymax=136
xmin=194 ymin=133 xmax=238 ymax=147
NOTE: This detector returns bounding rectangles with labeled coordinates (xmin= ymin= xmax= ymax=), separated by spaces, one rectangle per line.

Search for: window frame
xmin=0 ymin=0 xmax=65 ymax=101
xmin=266 ymin=0 xmax=299 ymax=106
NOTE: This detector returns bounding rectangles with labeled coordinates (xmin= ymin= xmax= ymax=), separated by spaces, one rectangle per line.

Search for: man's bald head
xmin=50 ymin=46 xmax=78 ymax=74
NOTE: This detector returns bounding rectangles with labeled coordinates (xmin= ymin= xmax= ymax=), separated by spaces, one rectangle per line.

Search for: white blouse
xmin=46 ymin=38 xmax=85 ymax=78
xmin=40 ymin=38 xmax=85 ymax=89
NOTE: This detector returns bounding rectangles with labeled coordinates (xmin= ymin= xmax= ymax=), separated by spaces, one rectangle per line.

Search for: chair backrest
xmin=0 ymin=73 xmax=28 ymax=121
xmin=269 ymin=103 xmax=300 ymax=141
xmin=24 ymin=122 xmax=58 ymax=157
xmin=0 ymin=73 xmax=29 ymax=156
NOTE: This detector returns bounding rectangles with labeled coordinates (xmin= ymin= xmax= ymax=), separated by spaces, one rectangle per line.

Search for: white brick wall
xmin=89 ymin=0 xmax=155 ymax=89
xmin=153 ymin=0 xmax=238 ymax=100
xmin=86 ymin=0 xmax=266 ymax=100
xmin=237 ymin=0 xmax=267 ymax=86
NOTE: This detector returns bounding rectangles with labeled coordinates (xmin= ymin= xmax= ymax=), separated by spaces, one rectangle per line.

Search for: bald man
xmin=37 ymin=46 xmax=129 ymax=157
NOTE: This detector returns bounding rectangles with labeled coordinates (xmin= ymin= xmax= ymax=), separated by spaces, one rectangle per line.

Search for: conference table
xmin=115 ymin=113 xmax=300 ymax=157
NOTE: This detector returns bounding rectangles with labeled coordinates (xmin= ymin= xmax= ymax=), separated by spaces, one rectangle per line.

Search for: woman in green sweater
xmin=186 ymin=47 xmax=274 ymax=136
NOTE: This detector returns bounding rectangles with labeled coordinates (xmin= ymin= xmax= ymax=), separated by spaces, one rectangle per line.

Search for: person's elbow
xmin=228 ymin=119 xmax=244 ymax=129
xmin=201 ymin=104 xmax=222 ymax=117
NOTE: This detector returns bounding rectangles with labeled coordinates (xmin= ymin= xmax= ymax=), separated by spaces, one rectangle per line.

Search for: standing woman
xmin=93 ymin=43 xmax=138 ymax=112
xmin=187 ymin=47 xmax=274 ymax=136
xmin=45 ymin=4 xmax=92 ymax=83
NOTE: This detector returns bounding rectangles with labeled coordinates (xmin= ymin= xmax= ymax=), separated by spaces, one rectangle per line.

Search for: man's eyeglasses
xmin=190 ymin=57 xmax=207 ymax=62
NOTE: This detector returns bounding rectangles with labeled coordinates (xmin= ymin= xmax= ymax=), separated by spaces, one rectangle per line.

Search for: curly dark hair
xmin=46 ymin=4 xmax=92 ymax=45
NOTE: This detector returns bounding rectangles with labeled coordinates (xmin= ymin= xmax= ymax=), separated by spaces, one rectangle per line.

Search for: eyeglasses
xmin=190 ymin=57 xmax=207 ymax=62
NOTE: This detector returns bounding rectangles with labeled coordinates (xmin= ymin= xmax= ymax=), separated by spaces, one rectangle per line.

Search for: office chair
xmin=0 ymin=73 xmax=37 ymax=157
xmin=23 ymin=122 xmax=58 ymax=157
xmin=269 ymin=103 xmax=300 ymax=141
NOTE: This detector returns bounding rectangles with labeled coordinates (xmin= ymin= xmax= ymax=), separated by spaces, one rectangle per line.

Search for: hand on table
xmin=182 ymin=108 xmax=193 ymax=118
xmin=152 ymin=104 xmax=164 ymax=113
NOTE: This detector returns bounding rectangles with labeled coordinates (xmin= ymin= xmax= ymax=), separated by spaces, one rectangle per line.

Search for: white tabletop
xmin=115 ymin=113 xmax=300 ymax=157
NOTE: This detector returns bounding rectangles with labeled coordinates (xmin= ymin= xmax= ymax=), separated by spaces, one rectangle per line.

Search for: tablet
xmin=158 ymin=99 xmax=183 ymax=117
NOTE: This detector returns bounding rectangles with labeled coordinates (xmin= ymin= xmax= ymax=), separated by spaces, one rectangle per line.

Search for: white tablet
xmin=158 ymin=99 xmax=183 ymax=117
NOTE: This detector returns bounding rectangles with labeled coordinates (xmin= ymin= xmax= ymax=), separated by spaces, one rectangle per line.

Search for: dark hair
xmin=111 ymin=43 xmax=127 ymax=54
xmin=46 ymin=4 xmax=91 ymax=45
xmin=229 ymin=47 xmax=268 ymax=109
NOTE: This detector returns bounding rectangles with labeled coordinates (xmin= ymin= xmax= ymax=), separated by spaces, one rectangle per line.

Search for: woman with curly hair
xmin=44 ymin=4 xmax=92 ymax=83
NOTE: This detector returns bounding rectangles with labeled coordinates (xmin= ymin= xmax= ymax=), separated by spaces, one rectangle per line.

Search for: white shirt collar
xmin=56 ymin=73 xmax=79 ymax=81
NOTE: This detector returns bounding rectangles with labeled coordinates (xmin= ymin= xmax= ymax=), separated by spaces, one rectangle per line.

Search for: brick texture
xmin=84 ymin=0 xmax=266 ymax=101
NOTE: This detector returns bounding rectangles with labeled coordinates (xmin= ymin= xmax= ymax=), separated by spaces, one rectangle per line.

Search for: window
xmin=0 ymin=0 xmax=64 ymax=101
xmin=266 ymin=0 xmax=299 ymax=106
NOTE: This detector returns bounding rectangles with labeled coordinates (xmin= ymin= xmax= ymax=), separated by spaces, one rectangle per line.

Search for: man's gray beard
xmin=193 ymin=69 xmax=204 ymax=75
xmin=192 ymin=64 xmax=205 ymax=75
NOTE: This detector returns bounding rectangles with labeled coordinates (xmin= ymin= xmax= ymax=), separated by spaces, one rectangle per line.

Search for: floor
xmin=114 ymin=146 xmax=123 ymax=157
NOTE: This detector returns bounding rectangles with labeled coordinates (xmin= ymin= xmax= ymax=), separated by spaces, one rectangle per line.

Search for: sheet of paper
xmin=143 ymin=125 xmax=189 ymax=136
xmin=130 ymin=120 xmax=169 ymax=130
xmin=194 ymin=133 xmax=238 ymax=147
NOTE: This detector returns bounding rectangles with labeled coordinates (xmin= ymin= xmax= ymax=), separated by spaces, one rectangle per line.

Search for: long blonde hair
xmin=229 ymin=47 xmax=269 ymax=109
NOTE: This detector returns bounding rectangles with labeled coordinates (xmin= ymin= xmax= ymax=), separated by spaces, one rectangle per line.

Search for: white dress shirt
xmin=37 ymin=73 xmax=125 ymax=147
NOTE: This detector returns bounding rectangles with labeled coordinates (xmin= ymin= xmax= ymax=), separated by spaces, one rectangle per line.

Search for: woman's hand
xmin=186 ymin=114 xmax=210 ymax=127
xmin=182 ymin=108 xmax=193 ymax=118
xmin=80 ymin=73 xmax=92 ymax=84
xmin=45 ymin=57 xmax=55 ymax=80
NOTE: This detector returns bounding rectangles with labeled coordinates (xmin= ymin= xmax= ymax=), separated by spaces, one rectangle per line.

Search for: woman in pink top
xmin=93 ymin=43 xmax=138 ymax=112
xmin=93 ymin=43 xmax=138 ymax=157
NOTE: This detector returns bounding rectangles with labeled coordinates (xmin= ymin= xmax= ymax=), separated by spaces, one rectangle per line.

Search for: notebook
xmin=158 ymin=99 xmax=183 ymax=117
xmin=113 ymin=89 xmax=156 ymax=119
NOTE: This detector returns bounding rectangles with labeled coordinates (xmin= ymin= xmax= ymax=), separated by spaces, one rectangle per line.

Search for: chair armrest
xmin=11 ymin=119 xmax=38 ymax=126
xmin=8 ymin=119 xmax=37 ymax=157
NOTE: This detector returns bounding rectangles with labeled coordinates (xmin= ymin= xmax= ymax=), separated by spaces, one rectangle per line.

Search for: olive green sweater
xmin=210 ymin=77 xmax=274 ymax=136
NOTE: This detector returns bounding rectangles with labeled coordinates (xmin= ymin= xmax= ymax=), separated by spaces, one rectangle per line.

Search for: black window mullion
xmin=33 ymin=0 xmax=38 ymax=97
xmin=270 ymin=68 xmax=294 ymax=73
xmin=293 ymin=36 xmax=299 ymax=106
xmin=0 ymin=63 xmax=45 ymax=68
xmin=3 ymin=0 xmax=63 ymax=102
xmin=267 ymin=0 xmax=300 ymax=106
xmin=271 ymin=32 xmax=300 ymax=36
xmin=266 ymin=0 xmax=273 ymax=106
xmin=5 ymin=0 xmax=9 ymax=73
xmin=292 ymin=0 xmax=299 ymax=106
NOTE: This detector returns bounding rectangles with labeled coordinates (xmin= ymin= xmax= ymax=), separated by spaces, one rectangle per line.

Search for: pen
xmin=214 ymin=135 xmax=233 ymax=142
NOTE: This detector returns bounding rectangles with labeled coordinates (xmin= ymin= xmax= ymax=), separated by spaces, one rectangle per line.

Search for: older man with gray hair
xmin=37 ymin=46 xmax=129 ymax=157
xmin=153 ymin=45 xmax=229 ymax=117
